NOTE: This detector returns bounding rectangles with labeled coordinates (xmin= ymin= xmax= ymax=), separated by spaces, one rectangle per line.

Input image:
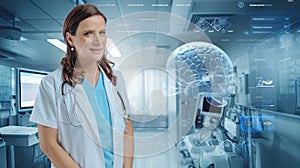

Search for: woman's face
xmin=68 ymin=15 xmax=106 ymax=65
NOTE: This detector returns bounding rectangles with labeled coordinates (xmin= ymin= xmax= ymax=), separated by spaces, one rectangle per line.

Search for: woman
xmin=30 ymin=4 xmax=134 ymax=168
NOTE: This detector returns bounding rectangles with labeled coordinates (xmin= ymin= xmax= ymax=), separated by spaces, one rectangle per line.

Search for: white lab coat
xmin=30 ymin=68 xmax=130 ymax=168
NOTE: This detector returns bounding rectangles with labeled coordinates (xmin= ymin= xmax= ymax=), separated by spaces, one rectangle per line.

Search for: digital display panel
xmin=17 ymin=69 xmax=47 ymax=111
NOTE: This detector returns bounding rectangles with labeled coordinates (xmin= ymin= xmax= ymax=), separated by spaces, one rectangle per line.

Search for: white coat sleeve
xmin=30 ymin=75 xmax=58 ymax=129
xmin=115 ymin=70 xmax=131 ymax=115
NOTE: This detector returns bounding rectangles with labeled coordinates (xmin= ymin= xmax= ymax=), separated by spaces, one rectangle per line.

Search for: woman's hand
xmin=38 ymin=125 xmax=80 ymax=168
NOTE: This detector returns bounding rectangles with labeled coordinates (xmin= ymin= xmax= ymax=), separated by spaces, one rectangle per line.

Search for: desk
xmin=0 ymin=126 xmax=39 ymax=168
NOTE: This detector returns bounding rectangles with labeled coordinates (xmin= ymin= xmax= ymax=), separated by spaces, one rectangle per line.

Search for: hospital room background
xmin=0 ymin=0 xmax=300 ymax=168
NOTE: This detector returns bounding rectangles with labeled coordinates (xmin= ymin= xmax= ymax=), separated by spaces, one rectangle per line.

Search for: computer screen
xmin=17 ymin=68 xmax=48 ymax=112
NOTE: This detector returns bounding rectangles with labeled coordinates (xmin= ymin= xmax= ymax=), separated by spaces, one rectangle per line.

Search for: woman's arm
xmin=38 ymin=124 xmax=80 ymax=168
xmin=123 ymin=120 xmax=134 ymax=168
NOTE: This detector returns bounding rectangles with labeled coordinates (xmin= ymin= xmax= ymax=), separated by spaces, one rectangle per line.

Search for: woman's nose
xmin=93 ymin=34 xmax=103 ymax=45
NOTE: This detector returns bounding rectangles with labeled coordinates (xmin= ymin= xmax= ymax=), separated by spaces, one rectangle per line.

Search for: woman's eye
xmin=84 ymin=31 xmax=93 ymax=36
xmin=99 ymin=31 xmax=106 ymax=35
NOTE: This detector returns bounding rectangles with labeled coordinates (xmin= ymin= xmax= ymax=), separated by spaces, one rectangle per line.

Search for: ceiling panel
xmin=31 ymin=0 xmax=74 ymax=19
xmin=0 ymin=0 xmax=50 ymax=19
xmin=23 ymin=19 xmax=62 ymax=32
xmin=46 ymin=32 xmax=64 ymax=40
xmin=13 ymin=19 xmax=38 ymax=32
xmin=21 ymin=33 xmax=48 ymax=40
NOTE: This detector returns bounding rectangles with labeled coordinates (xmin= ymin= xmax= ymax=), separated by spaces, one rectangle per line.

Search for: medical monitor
xmin=16 ymin=68 xmax=48 ymax=112
xmin=195 ymin=96 xmax=224 ymax=129
xmin=202 ymin=97 xmax=223 ymax=114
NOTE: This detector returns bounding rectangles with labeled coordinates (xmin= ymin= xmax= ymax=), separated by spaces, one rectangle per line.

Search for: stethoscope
xmin=60 ymin=74 xmax=130 ymax=127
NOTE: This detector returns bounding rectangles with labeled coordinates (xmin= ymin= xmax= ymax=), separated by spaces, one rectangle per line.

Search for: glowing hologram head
xmin=166 ymin=41 xmax=234 ymax=107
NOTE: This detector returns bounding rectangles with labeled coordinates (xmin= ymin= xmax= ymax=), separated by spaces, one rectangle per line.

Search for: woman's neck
xmin=79 ymin=63 xmax=100 ymax=87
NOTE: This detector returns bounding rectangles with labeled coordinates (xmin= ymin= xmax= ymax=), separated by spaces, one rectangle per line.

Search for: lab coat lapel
xmin=72 ymin=84 xmax=102 ymax=147
xmin=103 ymin=73 xmax=125 ymax=167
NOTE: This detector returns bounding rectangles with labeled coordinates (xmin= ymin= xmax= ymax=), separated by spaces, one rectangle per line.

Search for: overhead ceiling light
xmin=107 ymin=38 xmax=121 ymax=57
xmin=47 ymin=39 xmax=66 ymax=52
xmin=20 ymin=36 xmax=27 ymax=41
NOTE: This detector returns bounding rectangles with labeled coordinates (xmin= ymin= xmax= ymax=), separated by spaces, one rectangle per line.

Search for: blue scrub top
xmin=82 ymin=70 xmax=114 ymax=168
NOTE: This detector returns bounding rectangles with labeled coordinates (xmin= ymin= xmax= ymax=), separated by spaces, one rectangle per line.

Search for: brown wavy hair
xmin=61 ymin=4 xmax=116 ymax=86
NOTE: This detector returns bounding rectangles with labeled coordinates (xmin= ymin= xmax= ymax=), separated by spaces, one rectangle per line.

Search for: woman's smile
xmin=89 ymin=48 xmax=103 ymax=54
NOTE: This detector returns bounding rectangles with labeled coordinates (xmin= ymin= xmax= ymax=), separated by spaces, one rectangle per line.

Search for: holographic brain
xmin=166 ymin=41 xmax=234 ymax=106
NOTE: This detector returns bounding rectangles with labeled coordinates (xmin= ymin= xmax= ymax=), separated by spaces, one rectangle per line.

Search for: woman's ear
xmin=65 ymin=32 xmax=74 ymax=46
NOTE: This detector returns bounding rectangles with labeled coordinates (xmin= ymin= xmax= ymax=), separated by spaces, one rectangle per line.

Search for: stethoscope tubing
xmin=61 ymin=78 xmax=129 ymax=123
